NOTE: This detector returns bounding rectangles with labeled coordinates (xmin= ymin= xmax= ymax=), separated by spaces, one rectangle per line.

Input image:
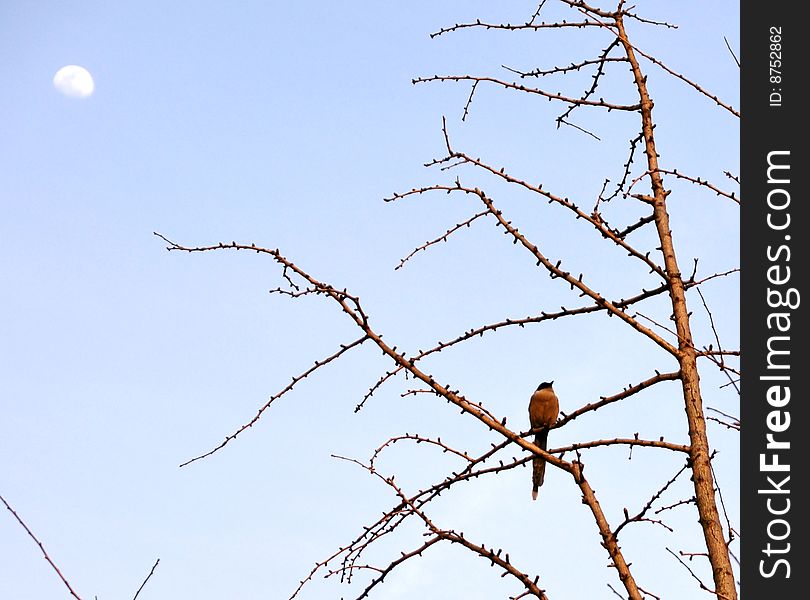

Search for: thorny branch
xmin=357 ymin=261 xmax=734 ymax=413
xmin=571 ymin=4 xmax=740 ymax=117
xmin=627 ymin=168 xmax=739 ymax=204
xmin=412 ymin=75 xmax=641 ymax=112
xmin=388 ymin=182 xmax=679 ymax=356
xmin=415 ymin=118 xmax=667 ymax=279
xmin=556 ymin=370 xmax=681 ymax=427
xmin=395 ymin=210 xmax=488 ymax=270
xmin=369 ymin=433 xmax=476 ymax=469
xmin=356 ymin=278 xmax=693 ymax=412
xmin=555 ymin=38 xmax=622 ymax=131
xmin=430 ymin=18 xmax=599 ymax=39
xmin=297 ymin=421 xmax=687 ymax=600
xmin=174 ymin=327 xmax=369 ymax=466
xmin=613 ymin=462 xmax=689 ymax=538
xmin=332 ymin=455 xmax=551 ymax=600
xmin=504 ymin=56 xmax=627 ymax=79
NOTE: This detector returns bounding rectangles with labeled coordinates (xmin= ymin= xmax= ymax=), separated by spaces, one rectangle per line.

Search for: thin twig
xmin=132 ymin=558 xmax=160 ymax=600
xmin=462 ymin=80 xmax=478 ymax=121
xmin=395 ymin=211 xmax=488 ymax=270
xmin=723 ymin=36 xmax=740 ymax=68
xmin=666 ymin=547 xmax=721 ymax=597
xmin=177 ymin=334 xmax=369 ymax=466
xmin=0 ymin=494 xmax=84 ymax=600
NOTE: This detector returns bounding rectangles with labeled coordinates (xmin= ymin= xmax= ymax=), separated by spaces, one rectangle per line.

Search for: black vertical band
xmin=740 ymin=1 xmax=805 ymax=594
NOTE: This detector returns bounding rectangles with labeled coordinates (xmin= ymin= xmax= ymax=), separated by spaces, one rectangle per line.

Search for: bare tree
xmin=158 ymin=1 xmax=739 ymax=598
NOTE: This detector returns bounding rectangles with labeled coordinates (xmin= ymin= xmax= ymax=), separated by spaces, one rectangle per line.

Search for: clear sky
xmin=1 ymin=2 xmax=739 ymax=598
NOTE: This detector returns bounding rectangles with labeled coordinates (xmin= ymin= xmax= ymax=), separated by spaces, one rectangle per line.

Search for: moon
xmin=53 ymin=65 xmax=95 ymax=98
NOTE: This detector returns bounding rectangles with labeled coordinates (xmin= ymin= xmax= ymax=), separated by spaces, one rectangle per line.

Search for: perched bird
xmin=528 ymin=381 xmax=559 ymax=500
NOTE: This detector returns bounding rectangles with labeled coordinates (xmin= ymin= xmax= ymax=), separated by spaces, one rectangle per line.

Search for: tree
xmin=157 ymin=1 xmax=740 ymax=598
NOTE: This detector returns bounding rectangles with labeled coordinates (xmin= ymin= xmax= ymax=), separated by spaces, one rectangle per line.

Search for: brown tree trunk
xmin=615 ymin=14 xmax=738 ymax=600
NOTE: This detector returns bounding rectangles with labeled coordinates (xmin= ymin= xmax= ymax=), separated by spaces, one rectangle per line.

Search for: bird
xmin=528 ymin=381 xmax=559 ymax=500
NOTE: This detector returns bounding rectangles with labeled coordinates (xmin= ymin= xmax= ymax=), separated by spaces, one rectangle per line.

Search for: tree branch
xmin=1 ymin=494 xmax=84 ymax=600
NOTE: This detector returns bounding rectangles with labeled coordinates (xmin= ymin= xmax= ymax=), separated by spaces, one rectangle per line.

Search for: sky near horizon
xmin=1 ymin=2 xmax=739 ymax=598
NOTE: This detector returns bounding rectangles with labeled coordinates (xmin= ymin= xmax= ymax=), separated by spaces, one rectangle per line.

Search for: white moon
xmin=53 ymin=65 xmax=95 ymax=98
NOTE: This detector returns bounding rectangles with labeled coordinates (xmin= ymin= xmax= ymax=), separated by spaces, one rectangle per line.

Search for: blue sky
xmin=1 ymin=2 xmax=739 ymax=598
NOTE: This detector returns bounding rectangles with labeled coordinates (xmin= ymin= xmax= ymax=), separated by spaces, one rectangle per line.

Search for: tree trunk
xmin=616 ymin=14 xmax=738 ymax=600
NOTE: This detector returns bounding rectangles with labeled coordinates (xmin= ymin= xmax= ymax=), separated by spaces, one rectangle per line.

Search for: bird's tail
xmin=531 ymin=429 xmax=549 ymax=501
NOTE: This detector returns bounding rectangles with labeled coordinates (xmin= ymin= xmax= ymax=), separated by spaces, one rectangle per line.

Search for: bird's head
xmin=536 ymin=381 xmax=554 ymax=391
